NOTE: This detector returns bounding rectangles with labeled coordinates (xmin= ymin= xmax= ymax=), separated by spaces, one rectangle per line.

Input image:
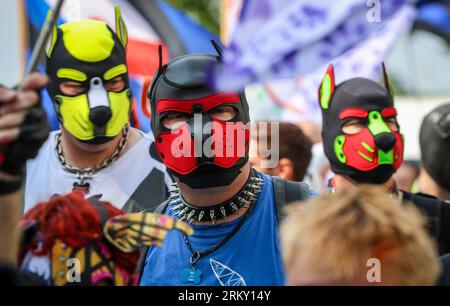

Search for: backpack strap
xmin=401 ymin=191 xmax=450 ymax=255
xmin=272 ymin=176 xmax=311 ymax=223
xmin=440 ymin=200 xmax=450 ymax=255
xmin=154 ymin=201 xmax=169 ymax=214
xmin=134 ymin=200 xmax=169 ymax=283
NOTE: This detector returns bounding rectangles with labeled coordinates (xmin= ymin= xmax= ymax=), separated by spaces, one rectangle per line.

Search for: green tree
xmin=165 ymin=0 xmax=220 ymax=35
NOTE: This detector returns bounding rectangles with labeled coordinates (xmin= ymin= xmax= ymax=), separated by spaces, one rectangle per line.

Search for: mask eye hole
xmin=161 ymin=111 xmax=191 ymax=130
xmin=208 ymin=105 xmax=237 ymax=121
xmin=342 ymin=119 xmax=366 ymax=135
xmin=385 ymin=117 xmax=399 ymax=132
xmin=60 ymin=81 xmax=87 ymax=96
xmin=104 ymin=76 xmax=125 ymax=92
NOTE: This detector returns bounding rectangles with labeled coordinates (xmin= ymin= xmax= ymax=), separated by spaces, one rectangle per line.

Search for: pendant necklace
xmin=179 ymin=170 xmax=264 ymax=284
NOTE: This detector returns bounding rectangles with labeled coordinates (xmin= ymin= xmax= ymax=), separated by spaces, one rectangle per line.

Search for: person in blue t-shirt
xmin=139 ymin=48 xmax=314 ymax=286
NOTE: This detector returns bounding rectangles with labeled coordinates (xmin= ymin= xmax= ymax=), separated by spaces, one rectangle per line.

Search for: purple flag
xmin=210 ymin=0 xmax=415 ymax=91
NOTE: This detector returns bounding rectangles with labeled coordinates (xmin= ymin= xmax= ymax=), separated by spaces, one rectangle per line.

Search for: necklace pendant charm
xmin=73 ymin=181 xmax=90 ymax=194
xmin=182 ymin=267 xmax=202 ymax=284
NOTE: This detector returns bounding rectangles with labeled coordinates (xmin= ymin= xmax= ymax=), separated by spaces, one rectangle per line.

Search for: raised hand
xmin=0 ymin=73 xmax=50 ymax=179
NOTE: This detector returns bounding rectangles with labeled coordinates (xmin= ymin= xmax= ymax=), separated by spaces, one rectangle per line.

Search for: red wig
xmin=21 ymin=191 xmax=139 ymax=274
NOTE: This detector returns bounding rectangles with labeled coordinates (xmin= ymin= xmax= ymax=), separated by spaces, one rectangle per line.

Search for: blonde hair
xmin=281 ymin=185 xmax=440 ymax=285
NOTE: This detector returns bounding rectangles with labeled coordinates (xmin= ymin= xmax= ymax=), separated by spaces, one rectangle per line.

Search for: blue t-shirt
xmin=140 ymin=172 xmax=285 ymax=286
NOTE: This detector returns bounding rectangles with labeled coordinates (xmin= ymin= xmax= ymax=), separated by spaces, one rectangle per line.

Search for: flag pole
xmin=23 ymin=0 xmax=65 ymax=78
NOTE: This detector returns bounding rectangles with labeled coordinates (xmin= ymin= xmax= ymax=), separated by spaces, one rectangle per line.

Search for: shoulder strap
xmin=135 ymin=246 xmax=149 ymax=284
xmin=272 ymin=176 xmax=287 ymax=220
xmin=272 ymin=176 xmax=311 ymax=223
xmin=401 ymin=191 xmax=440 ymax=235
xmin=134 ymin=200 xmax=169 ymax=282
xmin=154 ymin=201 xmax=169 ymax=214
xmin=440 ymin=200 xmax=450 ymax=255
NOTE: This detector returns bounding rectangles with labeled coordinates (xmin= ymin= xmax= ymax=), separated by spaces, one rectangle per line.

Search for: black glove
xmin=0 ymin=89 xmax=50 ymax=194
xmin=0 ymin=103 xmax=50 ymax=176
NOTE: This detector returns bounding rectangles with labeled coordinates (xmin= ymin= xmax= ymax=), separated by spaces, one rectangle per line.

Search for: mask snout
xmin=87 ymin=77 xmax=112 ymax=127
xmin=375 ymin=133 xmax=396 ymax=152
xmin=187 ymin=109 xmax=214 ymax=162
xmin=89 ymin=106 xmax=112 ymax=126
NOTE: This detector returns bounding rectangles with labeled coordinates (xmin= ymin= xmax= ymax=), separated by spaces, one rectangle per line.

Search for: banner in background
xmin=220 ymin=0 xmax=243 ymax=45
xmin=25 ymin=0 xmax=220 ymax=132
xmin=212 ymin=0 xmax=415 ymax=92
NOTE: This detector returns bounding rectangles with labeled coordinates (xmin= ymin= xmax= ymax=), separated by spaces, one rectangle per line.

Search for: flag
xmin=218 ymin=0 xmax=416 ymax=127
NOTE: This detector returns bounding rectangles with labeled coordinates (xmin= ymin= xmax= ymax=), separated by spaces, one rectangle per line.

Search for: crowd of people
xmin=1 ymin=7 xmax=449 ymax=286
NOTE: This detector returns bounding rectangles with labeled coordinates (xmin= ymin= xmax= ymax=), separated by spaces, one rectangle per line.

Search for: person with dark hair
xmin=318 ymin=64 xmax=450 ymax=255
xmin=250 ymin=122 xmax=313 ymax=182
xmin=0 ymin=72 xmax=50 ymax=285
xmin=418 ymin=103 xmax=450 ymax=201
xmin=139 ymin=50 xmax=315 ymax=286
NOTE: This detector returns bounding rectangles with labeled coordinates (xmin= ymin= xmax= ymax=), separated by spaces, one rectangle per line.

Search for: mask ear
xmin=115 ymin=5 xmax=128 ymax=49
xmin=210 ymin=39 xmax=223 ymax=60
xmin=318 ymin=64 xmax=335 ymax=110
xmin=147 ymin=45 xmax=164 ymax=102
xmin=382 ymin=62 xmax=394 ymax=99
xmin=44 ymin=10 xmax=58 ymax=58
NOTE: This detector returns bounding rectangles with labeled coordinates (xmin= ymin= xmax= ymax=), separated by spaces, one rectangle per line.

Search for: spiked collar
xmin=167 ymin=169 xmax=264 ymax=224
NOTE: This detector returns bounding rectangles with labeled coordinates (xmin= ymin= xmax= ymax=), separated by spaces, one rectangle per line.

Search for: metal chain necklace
xmin=180 ymin=170 xmax=264 ymax=284
xmin=55 ymin=124 xmax=130 ymax=192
